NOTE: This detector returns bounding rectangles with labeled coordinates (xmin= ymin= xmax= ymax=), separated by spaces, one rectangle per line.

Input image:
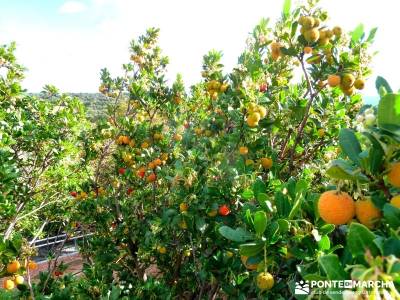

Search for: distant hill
xmin=68 ymin=93 xmax=110 ymax=120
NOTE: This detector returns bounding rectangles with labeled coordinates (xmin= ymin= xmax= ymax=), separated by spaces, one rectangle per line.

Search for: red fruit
xmin=259 ymin=83 xmax=268 ymax=92
xmin=127 ymin=188 xmax=134 ymax=195
xmin=70 ymin=191 xmax=77 ymax=198
xmin=54 ymin=271 xmax=63 ymax=277
xmin=147 ymin=173 xmax=157 ymax=183
xmin=136 ymin=167 xmax=146 ymax=178
xmin=184 ymin=123 xmax=190 ymax=129
xmin=219 ymin=204 xmax=231 ymax=216
xmin=118 ymin=168 xmax=126 ymax=175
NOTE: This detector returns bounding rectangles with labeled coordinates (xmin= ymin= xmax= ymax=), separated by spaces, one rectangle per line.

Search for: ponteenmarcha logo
xmin=295 ymin=280 xmax=310 ymax=294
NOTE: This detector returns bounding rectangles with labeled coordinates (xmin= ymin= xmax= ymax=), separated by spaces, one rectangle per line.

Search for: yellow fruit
xmin=298 ymin=16 xmax=306 ymax=25
xmin=327 ymin=75 xmax=341 ymax=87
xmin=240 ymin=256 xmax=258 ymax=270
xmin=211 ymin=91 xmax=219 ymax=100
xmin=184 ymin=250 xmax=191 ymax=257
xmin=355 ymin=199 xmax=382 ymax=229
xmin=239 ymin=146 xmax=248 ymax=155
xmin=157 ymin=246 xmax=167 ymax=254
xmin=303 ymin=46 xmax=313 ymax=54
xmin=390 ymin=195 xmax=400 ymax=208
xmin=313 ymin=18 xmax=321 ymax=27
xmin=257 ymin=272 xmax=274 ymax=290
xmin=388 ymin=162 xmax=400 ymax=187
xmin=260 ymin=157 xmax=273 ymax=169
xmin=220 ymin=83 xmax=229 ymax=93
xmin=247 ymin=112 xmax=261 ymax=127
xmin=3 ymin=279 xmax=15 ymax=290
xmin=153 ymin=133 xmax=163 ymax=140
xmin=318 ymin=191 xmax=355 ymax=225
xmin=161 ymin=153 xmax=168 ymax=161
xmin=245 ymin=159 xmax=254 ymax=166
xmin=354 ymin=78 xmax=365 ymax=90
xmin=174 ymin=134 xmax=183 ymax=142
xmin=7 ymin=260 xmax=20 ymax=273
xmin=341 ymin=73 xmax=355 ymax=89
xmin=180 ymin=203 xmax=188 ymax=212
xmin=208 ymin=210 xmax=218 ymax=217
xmin=304 ymin=28 xmax=320 ymax=43
xmin=341 ymin=85 xmax=355 ymax=96
xmin=270 ymin=42 xmax=282 ymax=61
xmin=318 ymin=37 xmax=330 ymax=46
xmin=332 ymin=26 xmax=342 ymax=37
xmin=14 ymin=275 xmax=24 ymax=285
xmin=226 ymin=251 xmax=234 ymax=258
xmin=318 ymin=128 xmax=325 ymax=138
xmin=247 ymin=102 xmax=257 ymax=113
xmin=302 ymin=16 xmax=315 ymax=29
xmin=255 ymin=106 xmax=267 ymax=119
xmin=141 ymin=141 xmax=149 ymax=149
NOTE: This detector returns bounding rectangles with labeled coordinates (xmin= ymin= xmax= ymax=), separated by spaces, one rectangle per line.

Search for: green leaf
xmin=318 ymin=254 xmax=348 ymax=300
xmin=275 ymin=191 xmax=291 ymax=217
xmin=362 ymin=132 xmax=384 ymax=174
xmin=339 ymin=128 xmax=362 ymax=166
xmin=318 ymin=235 xmax=331 ymax=251
xmin=253 ymin=211 xmax=267 ymax=235
xmin=346 ymin=223 xmax=379 ymax=257
xmin=218 ymin=226 xmax=253 ymax=242
xmin=241 ymin=189 xmax=254 ymax=200
xmin=377 ymin=93 xmax=400 ymax=135
xmin=319 ymin=224 xmax=335 ymax=235
xmin=265 ymin=222 xmax=279 ymax=243
xmin=239 ymin=242 xmax=264 ymax=257
xmin=252 ymin=178 xmax=266 ymax=197
xmin=383 ymin=204 xmax=400 ymax=229
xmin=277 ymin=219 xmax=290 ymax=233
xmin=318 ymin=254 xmax=348 ymax=280
xmin=366 ymin=27 xmax=378 ymax=43
xmin=195 ymin=217 xmax=207 ymax=233
xmin=383 ymin=238 xmax=400 ymax=256
xmin=326 ymin=159 xmax=368 ymax=183
xmin=282 ymin=0 xmax=291 ymax=18
xmin=375 ymin=76 xmax=393 ymax=94
xmin=351 ymin=23 xmax=364 ymax=42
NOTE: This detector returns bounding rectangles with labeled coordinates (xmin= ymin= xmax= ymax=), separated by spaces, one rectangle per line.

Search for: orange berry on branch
xmin=318 ymin=190 xmax=355 ymax=225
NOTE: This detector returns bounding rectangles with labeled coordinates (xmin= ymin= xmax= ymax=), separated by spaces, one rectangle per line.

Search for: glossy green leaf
xmin=253 ymin=211 xmax=267 ymax=235
xmin=218 ymin=226 xmax=253 ymax=242
xmin=339 ymin=128 xmax=362 ymax=166
xmin=346 ymin=223 xmax=379 ymax=257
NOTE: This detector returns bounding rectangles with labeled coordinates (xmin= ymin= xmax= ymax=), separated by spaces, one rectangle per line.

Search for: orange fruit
xmin=153 ymin=158 xmax=162 ymax=167
xmin=157 ymin=246 xmax=166 ymax=254
xmin=146 ymin=173 xmax=157 ymax=183
xmin=303 ymin=46 xmax=313 ymax=54
xmin=388 ymin=162 xmax=400 ymax=188
xmin=239 ymin=146 xmax=248 ymax=155
xmin=390 ymin=195 xmax=400 ymax=208
xmin=179 ymin=203 xmax=188 ymax=212
xmin=3 ymin=279 xmax=15 ymax=290
xmin=355 ymin=199 xmax=381 ymax=228
xmin=260 ymin=157 xmax=273 ymax=169
xmin=318 ymin=191 xmax=355 ymax=225
xmin=327 ymin=74 xmax=341 ymax=87
xmin=7 ymin=260 xmax=20 ymax=273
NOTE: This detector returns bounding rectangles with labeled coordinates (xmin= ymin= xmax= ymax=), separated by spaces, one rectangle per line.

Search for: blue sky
xmin=1 ymin=0 xmax=399 ymax=103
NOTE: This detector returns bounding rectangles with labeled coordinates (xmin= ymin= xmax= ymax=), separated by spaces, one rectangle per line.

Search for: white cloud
xmin=59 ymin=1 xmax=87 ymax=14
xmin=2 ymin=0 xmax=400 ymax=97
